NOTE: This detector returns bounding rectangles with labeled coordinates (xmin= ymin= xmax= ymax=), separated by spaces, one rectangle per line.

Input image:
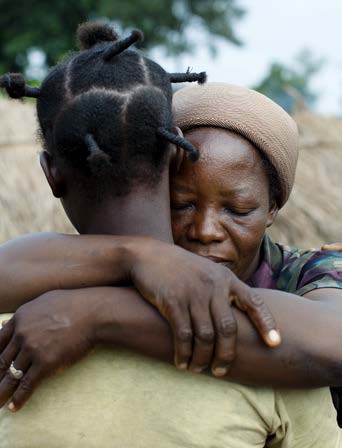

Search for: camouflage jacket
xmin=247 ymin=234 xmax=342 ymax=427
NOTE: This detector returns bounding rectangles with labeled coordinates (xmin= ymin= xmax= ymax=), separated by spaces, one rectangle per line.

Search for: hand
xmin=0 ymin=290 xmax=98 ymax=412
xmin=129 ymin=240 xmax=280 ymax=377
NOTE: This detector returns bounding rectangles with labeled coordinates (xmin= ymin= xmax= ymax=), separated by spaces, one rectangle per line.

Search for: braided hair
xmin=0 ymin=21 xmax=206 ymax=196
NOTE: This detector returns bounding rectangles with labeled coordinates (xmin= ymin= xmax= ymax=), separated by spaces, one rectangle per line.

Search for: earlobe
xmin=40 ymin=151 xmax=66 ymax=198
xmin=266 ymin=201 xmax=279 ymax=228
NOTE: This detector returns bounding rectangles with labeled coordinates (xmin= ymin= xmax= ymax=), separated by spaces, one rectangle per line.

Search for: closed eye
xmin=171 ymin=202 xmax=194 ymax=211
xmin=224 ymin=207 xmax=254 ymax=217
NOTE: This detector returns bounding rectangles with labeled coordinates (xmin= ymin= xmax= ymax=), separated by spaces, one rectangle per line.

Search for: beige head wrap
xmin=173 ymin=82 xmax=299 ymax=208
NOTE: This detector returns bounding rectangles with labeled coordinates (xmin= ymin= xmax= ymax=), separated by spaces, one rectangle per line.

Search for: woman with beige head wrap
xmin=0 ymin=75 xmax=342 ymax=447
xmin=173 ymin=82 xmax=298 ymax=208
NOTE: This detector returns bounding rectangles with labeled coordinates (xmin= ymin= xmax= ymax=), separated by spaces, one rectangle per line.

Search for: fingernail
xmin=8 ymin=402 xmax=16 ymax=412
xmin=213 ymin=367 xmax=228 ymax=377
xmin=267 ymin=329 xmax=281 ymax=346
xmin=177 ymin=363 xmax=188 ymax=371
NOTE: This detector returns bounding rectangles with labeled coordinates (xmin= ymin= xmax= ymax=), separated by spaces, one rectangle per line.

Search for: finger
xmin=210 ymin=295 xmax=237 ymax=377
xmin=305 ymin=248 xmax=318 ymax=253
xmin=231 ymin=281 xmax=281 ymax=348
xmin=322 ymin=243 xmax=342 ymax=252
xmin=8 ymin=364 xmax=43 ymax=412
xmin=1 ymin=320 xmax=9 ymax=327
xmin=0 ymin=352 xmax=31 ymax=408
xmin=188 ymin=303 xmax=215 ymax=373
xmin=0 ymin=318 xmax=15 ymax=353
xmin=0 ymin=336 xmax=19 ymax=382
xmin=165 ymin=304 xmax=193 ymax=370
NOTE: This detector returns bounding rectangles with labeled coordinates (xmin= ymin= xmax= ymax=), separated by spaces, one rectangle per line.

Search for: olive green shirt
xmin=0 ymin=315 xmax=340 ymax=448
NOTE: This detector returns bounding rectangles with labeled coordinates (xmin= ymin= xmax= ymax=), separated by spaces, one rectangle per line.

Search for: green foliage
xmin=254 ymin=49 xmax=325 ymax=112
xmin=0 ymin=0 xmax=245 ymax=78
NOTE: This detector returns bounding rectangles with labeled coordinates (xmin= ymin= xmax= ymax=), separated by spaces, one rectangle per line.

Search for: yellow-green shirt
xmin=0 ymin=313 xmax=340 ymax=448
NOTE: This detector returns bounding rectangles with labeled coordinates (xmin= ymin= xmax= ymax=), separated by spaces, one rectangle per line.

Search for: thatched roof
xmin=0 ymin=99 xmax=37 ymax=146
xmin=268 ymin=112 xmax=342 ymax=247
xmin=1 ymin=98 xmax=341 ymax=248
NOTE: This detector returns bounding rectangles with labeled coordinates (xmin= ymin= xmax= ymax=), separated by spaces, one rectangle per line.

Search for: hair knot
xmin=0 ymin=73 xmax=26 ymax=98
xmin=0 ymin=73 xmax=40 ymax=99
xmin=77 ymin=21 xmax=120 ymax=50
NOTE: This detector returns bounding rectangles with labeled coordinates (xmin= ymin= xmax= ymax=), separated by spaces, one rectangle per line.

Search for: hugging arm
xmin=1 ymin=233 xmax=342 ymax=411
xmin=92 ymin=286 xmax=342 ymax=388
xmin=0 ymin=233 xmax=133 ymax=311
xmin=1 ymin=284 xmax=342 ymax=412
xmin=0 ymin=232 xmax=279 ymax=370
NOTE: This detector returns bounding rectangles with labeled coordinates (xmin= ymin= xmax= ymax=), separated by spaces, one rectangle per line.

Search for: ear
xmin=169 ymin=126 xmax=185 ymax=174
xmin=266 ymin=200 xmax=278 ymax=228
xmin=40 ymin=151 xmax=66 ymax=198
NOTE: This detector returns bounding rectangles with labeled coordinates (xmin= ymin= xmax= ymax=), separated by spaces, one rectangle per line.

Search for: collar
xmin=246 ymin=234 xmax=284 ymax=289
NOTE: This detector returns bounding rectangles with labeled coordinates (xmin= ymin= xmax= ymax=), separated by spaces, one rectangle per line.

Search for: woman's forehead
xmin=175 ymin=127 xmax=269 ymax=196
xmin=183 ymin=127 xmax=262 ymax=172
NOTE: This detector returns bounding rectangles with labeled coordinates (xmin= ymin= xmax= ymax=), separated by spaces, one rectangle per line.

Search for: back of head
xmin=173 ymin=82 xmax=299 ymax=208
xmin=0 ymin=21 xmax=206 ymax=198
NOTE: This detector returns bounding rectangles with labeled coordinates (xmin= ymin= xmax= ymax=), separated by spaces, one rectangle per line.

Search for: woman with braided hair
xmin=0 ymin=21 xmax=341 ymax=447
xmin=0 ymin=21 xmax=289 ymax=448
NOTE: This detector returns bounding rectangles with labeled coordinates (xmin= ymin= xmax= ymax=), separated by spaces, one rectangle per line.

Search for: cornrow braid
xmin=1 ymin=21 xmax=207 ymax=199
xmin=84 ymin=133 xmax=112 ymax=176
xmin=85 ymin=133 xmax=110 ymax=163
xmin=169 ymin=70 xmax=207 ymax=85
xmin=103 ymin=30 xmax=144 ymax=61
xmin=157 ymin=127 xmax=199 ymax=161
xmin=0 ymin=73 xmax=40 ymax=99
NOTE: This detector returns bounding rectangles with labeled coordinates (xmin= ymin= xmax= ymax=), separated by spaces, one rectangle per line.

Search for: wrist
xmin=102 ymin=236 xmax=139 ymax=283
xmin=120 ymin=236 xmax=154 ymax=278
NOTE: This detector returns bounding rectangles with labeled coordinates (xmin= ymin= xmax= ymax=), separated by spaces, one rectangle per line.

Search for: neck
xmin=78 ymin=175 xmax=174 ymax=243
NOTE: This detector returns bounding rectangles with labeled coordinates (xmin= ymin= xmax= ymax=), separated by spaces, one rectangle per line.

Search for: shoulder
xmin=276 ymin=241 xmax=342 ymax=296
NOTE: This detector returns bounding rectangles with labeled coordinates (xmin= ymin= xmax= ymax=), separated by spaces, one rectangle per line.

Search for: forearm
xmin=95 ymin=286 xmax=342 ymax=388
xmin=0 ymin=233 xmax=137 ymax=312
xmin=229 ymin=288 xmax=342 ymax=387
xmin=0 ymin=233 xmax=166 ymax=313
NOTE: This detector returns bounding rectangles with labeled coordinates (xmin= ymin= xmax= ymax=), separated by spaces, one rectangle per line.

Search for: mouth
xmin=217 ymin=261 xmax=234 ymax=269
xmin=200 ymin=255 xmax=234 ymax=268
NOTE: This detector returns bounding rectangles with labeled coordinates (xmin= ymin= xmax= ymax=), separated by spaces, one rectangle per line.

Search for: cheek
xmin=225 ymin=213 xmax=269 ymax=256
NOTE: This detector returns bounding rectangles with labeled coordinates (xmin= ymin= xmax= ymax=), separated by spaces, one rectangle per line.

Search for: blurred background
xmin=0 ymin=0 xmax=341 ymax=247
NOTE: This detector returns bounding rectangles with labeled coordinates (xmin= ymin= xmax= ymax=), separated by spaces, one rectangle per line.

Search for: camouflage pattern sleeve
xmin=280 ymin=250 xmax=342 ymax=296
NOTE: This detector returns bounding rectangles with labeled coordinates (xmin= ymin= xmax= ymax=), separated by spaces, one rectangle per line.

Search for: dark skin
xmin=1 ymin=128 xmax=342 ymax=412
xmin=171 ymin=127 xmax=278 ymax=282
xmin=0 ymin=133 xmax=279 ymax=411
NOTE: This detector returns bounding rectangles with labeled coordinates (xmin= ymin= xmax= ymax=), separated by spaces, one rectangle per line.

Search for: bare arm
xmin=0 ymin=232 xmax=280 ymax=373
xmin=2 ymin=233 xmax=341 ymax=387
xmin=0 ymin=233 xmax=133 ymax=311
xmin=94 ymin=286 xmax=342 ymax=388
xmin=0 ymin=285 xmax=341 ymax=412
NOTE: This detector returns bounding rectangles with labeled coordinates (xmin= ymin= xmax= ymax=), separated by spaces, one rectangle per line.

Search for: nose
xmin=187 ymin=208 xmax=226 ymax=244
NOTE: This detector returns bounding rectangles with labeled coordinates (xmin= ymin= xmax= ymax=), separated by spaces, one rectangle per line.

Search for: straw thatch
xmin=0 ymin=99 xmax=341 ymax=248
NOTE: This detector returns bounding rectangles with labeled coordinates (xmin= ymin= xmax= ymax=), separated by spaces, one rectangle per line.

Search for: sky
xmin=153 ymin=0 xmax=342 ymax=116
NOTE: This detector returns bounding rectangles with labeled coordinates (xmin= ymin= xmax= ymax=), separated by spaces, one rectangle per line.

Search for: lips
xmin=199 ymin=255 xmax=234 ymax=267
xmin=204 ymin=255 xmax=228 ymax=263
